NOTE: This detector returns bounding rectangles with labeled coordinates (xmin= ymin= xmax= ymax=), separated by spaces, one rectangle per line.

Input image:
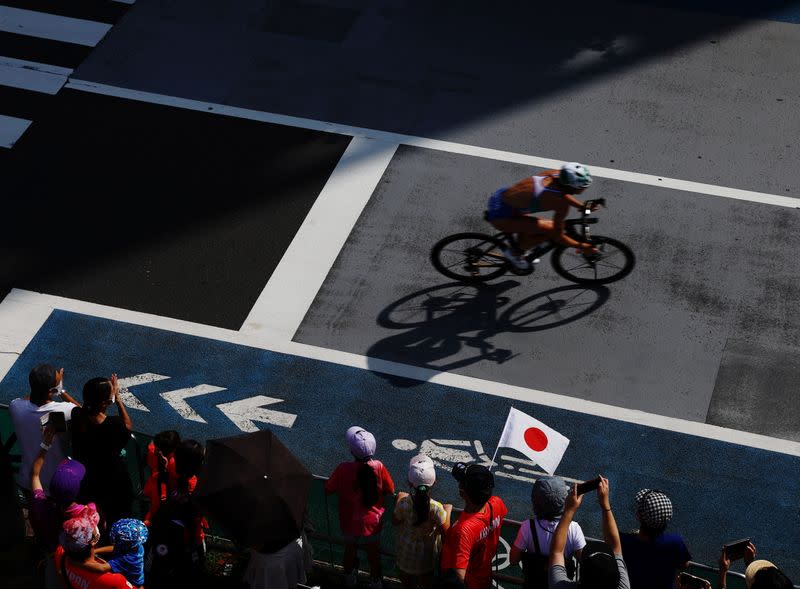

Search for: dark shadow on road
xmin=0 ymin=90 xmax=352 ymax=328
xmin=3 ymin=0 xmax=799 ymax=327
xmin=366 ymin=280 xmax=610 ymax=386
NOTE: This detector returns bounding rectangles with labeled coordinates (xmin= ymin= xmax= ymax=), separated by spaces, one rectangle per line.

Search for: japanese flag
xmin=496 ymin=407 xmax=569 ymax=475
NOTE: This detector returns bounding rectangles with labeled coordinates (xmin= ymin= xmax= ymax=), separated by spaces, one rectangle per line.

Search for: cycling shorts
xmin=485 ymin=188 xmax=540 ymax=221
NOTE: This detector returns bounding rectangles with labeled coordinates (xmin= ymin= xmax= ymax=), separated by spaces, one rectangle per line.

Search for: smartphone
xmin=575 ymin=476 xmax=601 ymax=495
xmin=723 ymin=538 xmax=751 ymax=560
xmin=46 ymin=411 xmax=67 ymax=433
xmin=679 ymin=572 xmax=707 ymax=589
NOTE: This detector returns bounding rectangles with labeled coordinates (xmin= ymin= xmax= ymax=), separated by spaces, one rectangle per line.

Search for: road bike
xmin=430 ymin=198 xmax=635 ymax=284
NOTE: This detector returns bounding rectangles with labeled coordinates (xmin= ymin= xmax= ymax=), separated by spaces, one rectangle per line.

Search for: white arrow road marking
xmin=116 ymin=373 xmax=171 ymax=412
xmin=161 ymin=384 xmax=226 ymax=423
xmin=217 ymin=395 xmax=297 ymax=432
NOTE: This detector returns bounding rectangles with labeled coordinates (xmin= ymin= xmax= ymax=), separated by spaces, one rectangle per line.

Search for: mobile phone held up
xmin=40 ymin=411 xmax=67 ymax=433
xmin=679 ymin=572 xmax=707 ymax=589
xmin=723 ymin=538 xmax=752 ymax=561
xmin=575 ymin=476 xmax=602 ymax=495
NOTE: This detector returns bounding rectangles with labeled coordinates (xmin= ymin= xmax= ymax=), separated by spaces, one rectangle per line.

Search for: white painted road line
xmin=241 ymin=137 xmax=399 ymax=339
xmin=117 ymin=373 xmax=171 ymax=411
xmin=161 ymin=384 xmax=226 ymax=423
xmin=0 ymin=56 xmax=72 ymax=94
xmin=66 ymin=79 xmax=800 ymax=209
xmin=217 ymin=396 xmax=298 ymax=431
xmin=0 ymin=7 xmax=112 ymax=47
xmin=0 ymin=293 xmax=52 ymax=382
xmin=4 ymin=288 xmax=800 ymax=457
xmin=0 ymin=113 xmax=32 ymax=148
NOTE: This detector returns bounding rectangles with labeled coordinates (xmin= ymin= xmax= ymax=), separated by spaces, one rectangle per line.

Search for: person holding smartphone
xmin=548 ymin=476 xmax=629 ymax=589
xmin=9 ymin=364 xmax=80 ymax=495
xmin=676 ymin=572 xmax=711 ymax=589
xmin=510 ymin=476 xmax=586 ymax=589
xmin=718 ymin=541 xmax=757 ymax=589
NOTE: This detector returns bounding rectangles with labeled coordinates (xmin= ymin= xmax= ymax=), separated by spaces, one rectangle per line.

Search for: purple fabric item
xmin=29 ymin=489 xmax=62 ymax=552
xmin=49 ymin=459 xmax=86 ymax=505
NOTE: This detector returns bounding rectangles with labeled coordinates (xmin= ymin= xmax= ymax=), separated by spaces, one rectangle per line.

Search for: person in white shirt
xmin=510 ymin=476 xmax=586 ymax=587
xmin=9 ymin=363 xmax=80 ymax=493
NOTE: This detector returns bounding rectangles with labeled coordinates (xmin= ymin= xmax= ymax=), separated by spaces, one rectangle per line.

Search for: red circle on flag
xmin=524 ymin=427 xmax=548 ymax=452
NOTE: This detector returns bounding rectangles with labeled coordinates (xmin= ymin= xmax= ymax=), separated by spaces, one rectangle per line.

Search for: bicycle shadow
xmin=366 ymin=280 xmax=610 ymax=387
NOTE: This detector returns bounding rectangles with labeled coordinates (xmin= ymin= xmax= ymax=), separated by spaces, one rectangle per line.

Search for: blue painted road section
xmin=2 ymin=310 xmax=799 ymax=576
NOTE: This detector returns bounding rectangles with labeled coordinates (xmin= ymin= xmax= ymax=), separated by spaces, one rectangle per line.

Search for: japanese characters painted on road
xmin=496 ymin=407 xmax=569 ymax=475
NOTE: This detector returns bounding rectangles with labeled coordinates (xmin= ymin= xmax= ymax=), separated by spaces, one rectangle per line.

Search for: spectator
xmin=243 ymin=518 xmax=314 ymax=589
xmin=620 ymin=489 xmax=690 ymax=589
xmin=29 ymin=424 xmax=94 ymax=589
xmin=744 ymin=560 xmax=794 ymax=589
xmin=548 ymin=476 xmax=629 ymax=589
xmin=145 ymin=439 xmax=208 ymax=584
xmin=54 ymin=504 xmax=133 ymax=589
xmin=392 ymin=454 xmax=452 ymax=589
xmin=142 ymin=430 xmax=181 ymax=526
xmin=172 ymin=438 xmax=209 ymax=554
xmin=440 ymin=462 xmax=507 ymax=589
xmin=71 ymin=374 xmax=134 ymax=531
xmin=28 ymin=424 xmax=91 ymax=553
xmin=717 ymin=542 xmax=793 ymax=589
xmin=145 ymin=430 xmax=180 ymax=477
xmin=10 ymin=364 xmax=79 ymax=494
xmin=95 ymin=518 xmax=148 ymax=588
xmin=510 ymin=476 xmax=586 ymax=588
xmin=325 ymin=426 xmax=395 ymax=589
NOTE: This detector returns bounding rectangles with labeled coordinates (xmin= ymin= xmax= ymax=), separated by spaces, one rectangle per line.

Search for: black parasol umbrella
xmin=193 ymin=429 xmax=312 ymax=549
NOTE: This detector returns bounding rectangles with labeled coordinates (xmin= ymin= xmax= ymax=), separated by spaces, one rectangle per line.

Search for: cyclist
xmin=485 ymin=162 xmax=597 ymax=271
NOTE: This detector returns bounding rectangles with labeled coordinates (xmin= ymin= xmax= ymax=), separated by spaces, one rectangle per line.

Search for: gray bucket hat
xmin=532 ymin=476 xmax=569 ymax=520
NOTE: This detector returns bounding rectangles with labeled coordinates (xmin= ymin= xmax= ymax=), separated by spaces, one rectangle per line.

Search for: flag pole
xmin=488 ymin=446 xmax=500 ymax=472
xmin=490 ymin=406 xmax=513 ymax=472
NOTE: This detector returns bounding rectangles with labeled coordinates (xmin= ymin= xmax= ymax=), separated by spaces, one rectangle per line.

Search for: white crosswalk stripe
xmin=0 ymin=113 xmax=31 ymax=148
xmin=0 ymin=56 xmax=72 ymax=93
xmin=0 ymin=1 xmax=133 ymax=148
xmin=0 ymin=6 xmax=111 ymax=46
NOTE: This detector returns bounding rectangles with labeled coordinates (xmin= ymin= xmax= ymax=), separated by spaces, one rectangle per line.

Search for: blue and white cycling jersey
xmin=485 ymin=173 xmax=566 ymax=220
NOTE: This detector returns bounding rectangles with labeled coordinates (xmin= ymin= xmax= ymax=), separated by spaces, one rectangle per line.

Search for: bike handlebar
xmin=581 ymin=198 xmax=606 ymax=217
xmin=585 ymin=198 xmax=606 ymax=209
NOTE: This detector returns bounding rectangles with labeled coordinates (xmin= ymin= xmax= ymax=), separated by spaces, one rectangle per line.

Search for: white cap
xmin=408 ymin=454 xmax=436 ymax=488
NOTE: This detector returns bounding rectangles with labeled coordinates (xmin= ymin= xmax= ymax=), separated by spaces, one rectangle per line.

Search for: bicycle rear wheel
xmin=430 ymin=232 xmax=510 ymax=282
xmin=551 ymin=236 xmax=635 ymax=284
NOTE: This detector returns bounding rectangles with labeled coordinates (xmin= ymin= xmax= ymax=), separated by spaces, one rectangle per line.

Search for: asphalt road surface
xmin=2 ymin=0 xmax=800 ymax=578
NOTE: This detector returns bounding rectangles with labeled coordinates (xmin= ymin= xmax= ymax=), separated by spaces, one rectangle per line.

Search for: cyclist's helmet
xmin=559 ymin=162 xmax=593 ymax=190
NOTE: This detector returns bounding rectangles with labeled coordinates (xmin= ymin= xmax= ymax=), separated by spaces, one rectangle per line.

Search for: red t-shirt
xmin=54 ymin=546 xmax=134 ymax=589
xmin=324 ymin=459 xmax=395 ymax=537
xmin=440 ymin=496 xmax=508 ymax=589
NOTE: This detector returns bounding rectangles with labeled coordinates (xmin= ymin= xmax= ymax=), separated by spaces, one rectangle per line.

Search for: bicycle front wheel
xmin=430 ymin=232 xmax=510 ymax=282
xmin=551 ymin=236 xmax=635 ymax=284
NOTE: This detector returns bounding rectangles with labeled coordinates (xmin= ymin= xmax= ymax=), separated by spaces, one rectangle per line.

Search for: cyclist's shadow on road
xmin=366 ymin=280 xmax=610 ymax=387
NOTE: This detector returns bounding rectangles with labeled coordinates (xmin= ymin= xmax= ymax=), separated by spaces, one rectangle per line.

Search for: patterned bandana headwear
xmin=60 ymin=504 xmax=101 ymax=552
xmin=635 ymin=489 xmax=673 ymax=531
xmin=109 ymin=518 xmax=149 ymax=550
